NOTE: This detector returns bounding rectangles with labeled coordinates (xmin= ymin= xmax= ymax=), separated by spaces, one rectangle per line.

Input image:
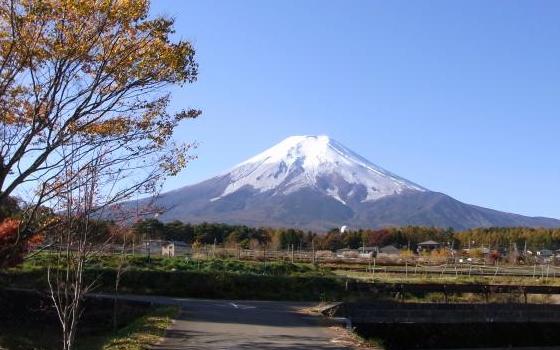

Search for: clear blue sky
xmin=149 ymin=0 xmax=560 ymax=219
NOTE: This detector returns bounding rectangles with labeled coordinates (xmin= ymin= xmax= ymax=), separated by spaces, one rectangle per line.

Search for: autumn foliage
xmin=0 ymin=0 xmax=200 ymax=209
xmin=0 ymin=0 xmax=200 ymax=271
xmin=0 ymin=218 xmax=42 ymax=268
xmin=0 ymin=1 xmax=200 ymax=348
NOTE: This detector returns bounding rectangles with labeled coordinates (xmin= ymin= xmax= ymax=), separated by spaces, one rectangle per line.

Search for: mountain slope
xmin=146 ymin=135 xmax=560 ymax=231
xmin=213 ymin=135 xmax=425 ymax=203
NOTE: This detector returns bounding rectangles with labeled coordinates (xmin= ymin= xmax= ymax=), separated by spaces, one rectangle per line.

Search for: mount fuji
xmin=147 ymin=136 xmax=560 ymax=230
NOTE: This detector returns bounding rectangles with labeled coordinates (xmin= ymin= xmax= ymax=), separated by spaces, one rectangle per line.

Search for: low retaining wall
xmin=325 ymin=302 xmax=560 ymax=324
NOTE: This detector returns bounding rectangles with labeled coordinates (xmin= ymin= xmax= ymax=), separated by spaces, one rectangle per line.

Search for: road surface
xmin=106 ymin=295 xmax=356 ymax=349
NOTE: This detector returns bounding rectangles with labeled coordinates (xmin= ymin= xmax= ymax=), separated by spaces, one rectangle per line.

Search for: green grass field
xmin=20 ymin=253 xmax=330 ymax=277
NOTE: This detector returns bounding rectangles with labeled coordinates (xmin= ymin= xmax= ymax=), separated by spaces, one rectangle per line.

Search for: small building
xmin=379 ymin=245 xmax=400 ymax=256
xmin=462 ymin=247 xmax=490 ymax=257
xmin=417 ymin=240 xmax=441 ymax=253
xmin=358 ymin=246 xmax=379 ymax=254
xmin=141 ymin=239 xmax=163 ymax=256
xmin=537 ymin=249 xmax=554 ymax=257
xmin=173 ymin=241 xmax=191 ymax=255
xmin=358 ymin=246 xmax=378 ymax=259
xmin=161 ymin=242 xmax=175 ymax=257
xmin=336 ymin=248 xmax=359 ymax=258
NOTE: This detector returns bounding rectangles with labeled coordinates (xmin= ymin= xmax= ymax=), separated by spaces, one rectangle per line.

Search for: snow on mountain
xmin=213 ymin=135 xmax=425 ymax=203
xmin=127 ymin=135 xmax=560 ymax=230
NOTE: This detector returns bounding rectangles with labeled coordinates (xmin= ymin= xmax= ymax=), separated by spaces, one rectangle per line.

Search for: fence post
xmin=405 ymin=261 xmax=408 ymax=278
xmin=312 ymin=240 xmax=316 ymax=265
xmin=291 ymin=244 xmax=294 ymax=264
xmin=533 ymin=264 xmax=536 ymax=278
xmin=213 ymin=238 xmax=217 ymax=259
xmin=263 ymin=245 xmax=267 ymax=273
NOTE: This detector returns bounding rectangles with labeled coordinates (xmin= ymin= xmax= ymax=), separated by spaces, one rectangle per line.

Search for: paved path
xmin=103 ymin=294 xmax=355 ymax=349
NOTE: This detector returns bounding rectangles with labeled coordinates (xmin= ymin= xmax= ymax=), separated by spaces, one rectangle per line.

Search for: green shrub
xmin=1 ymin=267 xmax=347 ymax=301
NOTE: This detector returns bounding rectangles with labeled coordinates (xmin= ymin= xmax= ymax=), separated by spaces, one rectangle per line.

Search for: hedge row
xmin=0 ymin=268 xmax=350 ymax=301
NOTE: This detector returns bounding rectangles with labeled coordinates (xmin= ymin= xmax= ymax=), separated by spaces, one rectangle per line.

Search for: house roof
xmin=380 ymin=245 xmax=400 ymax=253
xmin=418 ymin=240 xmax=440 ymax=246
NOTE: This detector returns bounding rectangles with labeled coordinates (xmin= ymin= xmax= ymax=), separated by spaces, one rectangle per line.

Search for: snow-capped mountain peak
xmin=134 ymin=135 xmax=560 ymax=230
xmin=214 ymin=135 xmax=425 ymax=203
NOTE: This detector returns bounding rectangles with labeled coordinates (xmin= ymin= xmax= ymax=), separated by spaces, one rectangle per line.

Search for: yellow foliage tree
xmin=0 ymin=3 xmax=199 ymax=348
xmin=0 ymin=0 xmax=200 ymax=210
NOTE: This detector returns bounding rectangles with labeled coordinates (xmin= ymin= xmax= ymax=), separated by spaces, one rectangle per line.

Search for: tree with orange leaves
xmin=0 ymin=218 xmax=42 ymax=268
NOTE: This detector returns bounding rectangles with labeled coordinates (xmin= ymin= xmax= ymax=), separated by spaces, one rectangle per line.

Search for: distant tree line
xmin=454 ymin=227 xmax=560 ymax=251
xmin=130 ymin=220 xmax=560 ymax=252
xmin=315 ymin=226 xmax=454 ymax=251
xmin=132 ymin=219 xmax=315 ymax=250
xmin=129 ymin=220 xmax=455 ymax=251
xmin=5 ymin=196 xmax=560 ymax=253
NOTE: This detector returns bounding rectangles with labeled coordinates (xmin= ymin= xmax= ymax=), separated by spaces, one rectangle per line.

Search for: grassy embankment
xmin=5 ymin=254 xmax=560 ymax=303
xmin=2 ymin=254 xmax=350 ymax=301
